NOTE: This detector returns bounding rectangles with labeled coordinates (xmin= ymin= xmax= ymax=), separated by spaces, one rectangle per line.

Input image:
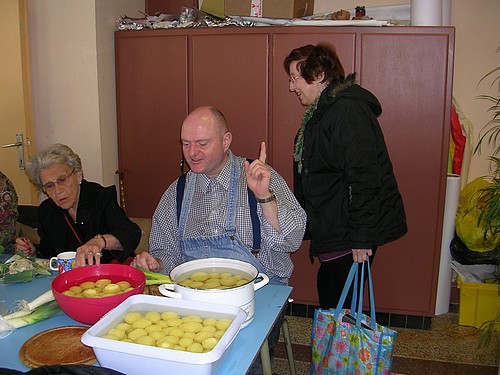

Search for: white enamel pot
xmin=158 ymin=258 xmax=269 ymax=328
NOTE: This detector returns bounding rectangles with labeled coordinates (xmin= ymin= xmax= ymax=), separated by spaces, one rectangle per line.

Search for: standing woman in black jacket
xmin=14 ymin=143 xmax=141 ymax=267
xmin=284 ymin=43 xmax=407 ymax=309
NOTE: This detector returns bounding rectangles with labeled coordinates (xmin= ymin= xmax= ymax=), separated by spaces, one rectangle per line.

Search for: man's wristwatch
xmin=255 ymin=191 xmax=276 ymax=204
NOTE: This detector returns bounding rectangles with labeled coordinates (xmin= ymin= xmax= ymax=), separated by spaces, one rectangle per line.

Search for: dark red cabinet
xmin=115 ymin=26 xmax=455 ymax=316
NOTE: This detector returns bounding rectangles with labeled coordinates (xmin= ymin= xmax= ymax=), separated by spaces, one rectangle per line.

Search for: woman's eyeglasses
xmin=289 ymin=75 xmax=302 ymax=85
xmin=42 ymin=169 xmax=75 ymax=194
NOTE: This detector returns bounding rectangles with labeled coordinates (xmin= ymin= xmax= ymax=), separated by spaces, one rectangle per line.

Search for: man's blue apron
xmin=177 ymin=159 xmax=267 ymax=275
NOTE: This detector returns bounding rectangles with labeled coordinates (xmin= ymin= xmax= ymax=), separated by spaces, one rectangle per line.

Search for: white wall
xmin=27 ymin=0 xmax=144 ymax=188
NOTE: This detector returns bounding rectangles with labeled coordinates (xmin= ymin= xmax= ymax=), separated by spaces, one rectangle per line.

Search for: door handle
xmin=2 ymin=142 xmax=22 ymax=148
xmin=1 ymin=133 xmax=25 ymax=170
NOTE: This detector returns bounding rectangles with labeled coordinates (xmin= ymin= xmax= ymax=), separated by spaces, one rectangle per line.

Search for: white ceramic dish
xmin=81 ymin=294 xmax=246 ymax=375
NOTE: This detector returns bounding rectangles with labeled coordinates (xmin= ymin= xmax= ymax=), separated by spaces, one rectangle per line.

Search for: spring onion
xmin=137 ymin=267 xmax=172 ymax=286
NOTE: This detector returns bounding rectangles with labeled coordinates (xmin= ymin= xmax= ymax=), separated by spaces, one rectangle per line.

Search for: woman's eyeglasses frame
xmin=41 ymin=168 xmax=76 ymax=194
xmin=289 ymin=75 xmax=302 ymax=85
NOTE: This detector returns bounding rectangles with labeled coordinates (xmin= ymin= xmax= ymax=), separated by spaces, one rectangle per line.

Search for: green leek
xmin=4 ymin=290 xmax=55 ymax=320
xmin=137 ymin=266 xmax=172 ymax=286
xmin=3 ymin=300 xmax=62 ymax=328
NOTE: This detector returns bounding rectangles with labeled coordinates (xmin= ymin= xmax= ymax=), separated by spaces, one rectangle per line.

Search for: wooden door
xmin=0 ymin=0 xmax=36 ymax=205
xmin=115 ymin=31 xmax=189 ymax=218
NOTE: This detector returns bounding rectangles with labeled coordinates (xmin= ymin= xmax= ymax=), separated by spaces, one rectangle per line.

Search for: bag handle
xmin=333 ymin=261 xmax=359 ymax=318
xmin=357 ymin=261 xmax=377 ymax=329
xmin=333 ymin=261 xmax=377 ymax=330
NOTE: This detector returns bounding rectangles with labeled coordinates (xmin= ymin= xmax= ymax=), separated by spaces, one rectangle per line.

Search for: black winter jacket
xmin=294 ymin=75 xmax=407 ymax=256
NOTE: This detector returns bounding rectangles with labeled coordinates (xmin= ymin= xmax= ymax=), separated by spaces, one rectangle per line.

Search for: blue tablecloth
xmin=0 ymin=270 xmax=291 ymax=374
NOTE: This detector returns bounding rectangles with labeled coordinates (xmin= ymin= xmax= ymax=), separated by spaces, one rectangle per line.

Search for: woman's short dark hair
xmin=283 ymin=43 xmax=345 ymax=84
xmin=27 ymin=143 xmax=82 ymax=189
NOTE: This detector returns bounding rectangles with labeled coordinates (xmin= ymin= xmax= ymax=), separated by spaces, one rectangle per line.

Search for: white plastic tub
xmin=81 ymin=294 xmax=246 ymax=375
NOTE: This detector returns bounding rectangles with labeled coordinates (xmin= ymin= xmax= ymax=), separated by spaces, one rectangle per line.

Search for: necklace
xmin=294 ymin=96 xmax=319 ymax=174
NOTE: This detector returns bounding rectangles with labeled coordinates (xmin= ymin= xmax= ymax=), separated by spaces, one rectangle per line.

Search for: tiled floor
xmin=272 ymin=311 xmax=498 ymax=375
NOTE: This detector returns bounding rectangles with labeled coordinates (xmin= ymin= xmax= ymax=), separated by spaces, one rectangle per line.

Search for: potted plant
xmin=475 ymin=46 xmax=500 ymax=349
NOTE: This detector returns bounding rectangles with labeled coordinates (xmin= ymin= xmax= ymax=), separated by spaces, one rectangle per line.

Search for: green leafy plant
xmin=475 ymin=46 xmax=500 ymax=352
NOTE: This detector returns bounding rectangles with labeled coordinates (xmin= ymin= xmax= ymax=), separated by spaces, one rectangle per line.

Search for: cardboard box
xmin=457 ymin=277 xmax=500 ymax=329
xmin=81 ymin=294 xmax=246 ymax=375
xmin=224 ymin=0 xmax=314 ymax=19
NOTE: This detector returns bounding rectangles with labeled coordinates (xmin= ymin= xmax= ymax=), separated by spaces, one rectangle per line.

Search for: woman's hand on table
xmin=75 ymin=242 xmax=103 ymax=267
xmin=131 ymin=252 xmax=161 ymax=272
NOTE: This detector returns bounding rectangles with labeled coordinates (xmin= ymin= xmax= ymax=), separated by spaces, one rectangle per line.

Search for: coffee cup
xmin=50 ymin=251 xmax=77 ymax=274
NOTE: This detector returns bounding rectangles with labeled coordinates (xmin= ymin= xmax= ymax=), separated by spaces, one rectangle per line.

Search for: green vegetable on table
xmin=0 ymin=254 xmax=51 ymax=284
xmin=0 ymin=290 xmax=61 ymax=338
xmin=137 ymin=266 xmax=172 ymax=286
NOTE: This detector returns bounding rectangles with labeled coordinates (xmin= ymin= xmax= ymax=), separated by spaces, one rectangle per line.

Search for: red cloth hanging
xmin=450 ymin=105 xmax=466 ymax=175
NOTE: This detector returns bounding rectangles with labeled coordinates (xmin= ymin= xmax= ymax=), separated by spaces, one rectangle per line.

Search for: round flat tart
xmin=19 ymin=326 xmax=96 ymax=368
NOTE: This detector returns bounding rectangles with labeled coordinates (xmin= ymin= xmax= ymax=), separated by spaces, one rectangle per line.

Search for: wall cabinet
xmin=115 ymin=26 xmax=455 ymax=316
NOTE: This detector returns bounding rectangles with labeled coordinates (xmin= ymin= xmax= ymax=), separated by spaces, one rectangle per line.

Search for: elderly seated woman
xmin=14 ymin=143 xmax=141 ymax=268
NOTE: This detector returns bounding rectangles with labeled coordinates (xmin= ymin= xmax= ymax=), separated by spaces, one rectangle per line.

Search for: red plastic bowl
xmin=52 ymin=264 xmax=145 ymax=325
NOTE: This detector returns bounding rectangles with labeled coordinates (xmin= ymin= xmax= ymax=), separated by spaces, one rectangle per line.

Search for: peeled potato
xmin=62 ymin=279 xmax=133 ymax=298
xmin=182 ymin=315 xmax=202 ymax=323
xmin=194 ymin=331 xmax=213 ymax=343
xmin=116 ymin=280 xmax=131 ymax=290
xmin=132 ymin=318 xmax=153 ymax=329
xmin=116 ymin=322 xmax=132 ymax=332
xmin=179 ymin=336 xmax=194 ymax=348
xmin=124 ymin=312 xmax=142 ymax=324
xmin=220 ymin=277 xmax=237 ymax=287
xmin=203 ymin=318 xmax=217 ymax=327
xmin=82 ymin=288 xmax=98 ymax=298
xmin=128 ymin=328 xmax=148 ymax=341
xmin=201 ymin=325 xmax=216 ymax=333
xmin=135 ymin=335 xmax=155 ymax=346
xmin=180 ymin=322 xmax=203 ymax=333
xmin=95 ymin=278 xmax=112 ymax=288
xmin=190 ymin=272 xmax=209 ymax=282
xmin=186 ymin=342 xmax=204 ymax=353
xmin=69 ymin=285 xmax=83 ymax=294
xmin=166 ymin=318 xmax=183 ymax=327
xmin=202 ymin=337 xmax=218 ymax=350
xmin=168 ymin=328 xmax=185 ymax=338
xmin=101 ymin=309 xmax=233 ymax=353
xmin=161 ymin=312 xmax=180 ymax=321
xmin=145 ymin=324 xmax=163 ymax=333
xmin=145 ymin=311 xmax=162 ymax=322
xmin=215 ymin=319 xmax=232 ymax=331
xmin=103 ymin=283 xmax=121 ymax=294
xmin=214 ymin=330 xmax=226 ymax=339
xmin=107 ymin=328 xmax=126 ymax=340
xmin=149 ymin=331 xmax=165 ymax=341
xmin=80 ymin=281 xmax=95 ymax=290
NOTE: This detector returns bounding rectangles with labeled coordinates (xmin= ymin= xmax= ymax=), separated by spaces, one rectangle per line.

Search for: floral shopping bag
xmin=309 ymin=261 xmax=397 ymax=375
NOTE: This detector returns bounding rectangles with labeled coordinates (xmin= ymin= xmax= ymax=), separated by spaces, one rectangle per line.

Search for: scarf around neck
xmin=293 ymin=74 xmax=357 ymax=174
xmin=293 ymin=97 xmax=319 ymax=174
